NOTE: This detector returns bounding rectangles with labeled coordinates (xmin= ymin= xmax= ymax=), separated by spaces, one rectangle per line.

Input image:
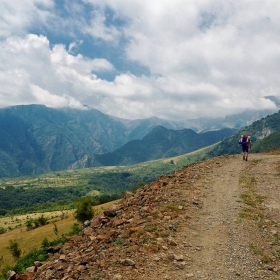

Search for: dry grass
xmin=0 ymin=201 xmax=116 ymax=270
xmin=239 ymin=173 xmax=265 ymax=222
xmin=0 ymin=210 xmax=73 ymax=229
xmin=0 ymin=212 xmax=76 ymax=270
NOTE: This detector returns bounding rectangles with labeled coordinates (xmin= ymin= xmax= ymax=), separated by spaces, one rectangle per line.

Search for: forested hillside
xmin=94 ymin=126 xmax=236 ymax=166
xmin=0 ymin=105 xmax=187 ymax=178
xmin=206 ymin=110 xmax=280 ymax=157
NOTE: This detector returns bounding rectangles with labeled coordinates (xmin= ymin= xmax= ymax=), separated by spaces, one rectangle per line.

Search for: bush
xmin=74 ymin=197 xmax=94 ymax=224
xmin=7 ymin=240 xmax=21 ymax=259
xmin=13 ymin=249 xmax=48 ymax=272
xmin=37 ymin=215 xmax=49 ymax=226
xmin=68 ymin=223 xmax=82 ymax=236
xmin=25 ymin=218 xmax=34 ymax=230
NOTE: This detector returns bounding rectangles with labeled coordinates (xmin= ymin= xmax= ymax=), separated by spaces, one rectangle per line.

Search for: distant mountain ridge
xmin=94 ymin=126 xmax=236 ymax=166
xmin=0 ymin=104 xmax=276 ymax=178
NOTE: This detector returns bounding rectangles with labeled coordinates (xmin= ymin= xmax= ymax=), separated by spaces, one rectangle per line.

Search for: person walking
xmin=239 ymin=134 xmax=252 ymax=161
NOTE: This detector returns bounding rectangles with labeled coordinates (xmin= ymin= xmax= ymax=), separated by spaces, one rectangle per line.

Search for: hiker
xmin=239 ymin=134 xmax=252 ymax=161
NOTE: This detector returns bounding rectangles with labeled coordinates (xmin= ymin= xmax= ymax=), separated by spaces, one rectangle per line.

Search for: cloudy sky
xmin=0 ymin=0 xmax=280 ymax=121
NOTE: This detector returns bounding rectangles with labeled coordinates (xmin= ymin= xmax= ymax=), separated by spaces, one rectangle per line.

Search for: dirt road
xmin=23 ymin=153 xmax=280 ymax=280
xmin=155 ymin=153 xmax=280 ymax=280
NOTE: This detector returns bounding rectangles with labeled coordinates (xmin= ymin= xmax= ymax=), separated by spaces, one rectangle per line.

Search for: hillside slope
xmin=94 ymin=126 xmax=236 ymax=166
xmin=13 ymin=152 xmax=280 ymax=280
xmin=206 ymin=110 xmax=280 ymax=158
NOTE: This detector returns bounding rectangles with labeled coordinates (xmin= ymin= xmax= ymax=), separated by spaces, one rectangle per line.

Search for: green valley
xmin=0 ymin=146 xmax=212 ymax=216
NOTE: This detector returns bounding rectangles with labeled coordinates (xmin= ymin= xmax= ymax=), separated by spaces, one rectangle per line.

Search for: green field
xmin=0 ymin=145 xmax=213 ymax=216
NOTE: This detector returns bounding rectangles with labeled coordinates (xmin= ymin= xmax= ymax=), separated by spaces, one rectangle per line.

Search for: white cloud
xmin=0 ymin=0 xmax=55 ymax=38
xmin=0 ymin=34 xmax=115 ymax=109
xmin=83 ymin=9 xmax=121 ymax=42
xmin=0 ymin=0 xmax=280 ymax=120
xmin=51 ymin=44 xmax=114 ymax=73
xmin=30 ymin=84 xmax=85 ymax=109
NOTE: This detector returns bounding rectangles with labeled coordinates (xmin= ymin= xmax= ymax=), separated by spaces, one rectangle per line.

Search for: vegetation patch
xmin=239 ymin=173 xmax=265 ymax=223
xmin=249 ymin=244 xmax=271 ymax=263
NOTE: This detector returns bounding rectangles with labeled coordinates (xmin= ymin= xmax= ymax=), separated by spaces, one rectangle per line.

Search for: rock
xmin=15 ymin=273 xmax=29 ymax=280
xmin=120 ymin=259 xmax=136 ymax=266
xmin=25 ymin=266 xmax=36 ymax=273
xmin=113 ymin=274 xmax=122 ymax=280
xmin=174 ymin=261 xmax=186 ymax=269
xmin=98 ymin=251 xmax=106 ymax=259
xmin=59 ymin=254 xmax=67 ymax=261
xmin=33 ymin=261 xmax=43 ymax=268
xmin=168 ymin=238 xmax=178 ymax=246
xmin=174 ymin=254 xmax=184 ymax=261
xmin=6 ymin=270 xmax=16 ymax=280
xmin=156 ymin=237 xmax=165 ymax=244
xmin=46 ymin=244 xmax=62 ymax=254
xmin=83 ymin=220 xmax=91 ymax=227
xmin=15 ymin=272 xmax=35 ymax=280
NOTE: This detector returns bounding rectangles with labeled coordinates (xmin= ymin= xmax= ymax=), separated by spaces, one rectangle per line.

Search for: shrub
xmin=68 ymin=223 xmax=82 ymax=236
xmin=37 ymin=215 xmax=49 ymax=226
xmin=74 ymin=197 xmax=94 ymax=224
xmin=13 ymin=249 xmax=48 ymax=272
xmin=7 ymin=240 xmax=21 ymax=260
xmin=25 ymin=218 xmax=34 ymax=230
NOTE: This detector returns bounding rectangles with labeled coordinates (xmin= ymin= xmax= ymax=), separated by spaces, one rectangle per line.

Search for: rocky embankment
xmin=8 ymin=153 xmax=280 ymax=280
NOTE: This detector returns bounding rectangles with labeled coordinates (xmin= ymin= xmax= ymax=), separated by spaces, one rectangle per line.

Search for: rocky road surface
xmin=13 ymin=153 xmax=280 ymax=280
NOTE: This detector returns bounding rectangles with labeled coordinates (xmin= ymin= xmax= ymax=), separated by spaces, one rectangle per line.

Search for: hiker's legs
xmin=242 ymin=147 xmax=246 ymax=160
xmin=242 ymin=146 xmax=249 ymax=160
xmin=244 ymin=147 xmax=249 ymax=161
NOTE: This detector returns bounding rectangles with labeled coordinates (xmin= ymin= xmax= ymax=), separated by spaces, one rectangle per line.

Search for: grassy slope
xmin=0 ymin=202 xmax=115 ymax=271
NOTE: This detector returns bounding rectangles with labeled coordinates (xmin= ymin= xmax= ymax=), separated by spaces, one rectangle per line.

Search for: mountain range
xmin=0 ymin=104 xmax=279 ymax=178
xmin=94 ymin=126 xmax=236 ymax=166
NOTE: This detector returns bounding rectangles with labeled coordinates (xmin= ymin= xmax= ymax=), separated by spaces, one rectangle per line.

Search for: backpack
xmin=239 ymin=134 xmax=250 ymax=146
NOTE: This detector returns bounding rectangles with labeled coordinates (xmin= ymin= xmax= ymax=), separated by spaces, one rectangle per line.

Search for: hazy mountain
xmin=94 ymin=126 xmax=236 ymax=166
xmin=182 ymin=109 xmax=277 ymax=132
xmin=114 ymin=116 xmax=186 ymax=140
xmin=265 ymin=95 xmax=280 ymax=107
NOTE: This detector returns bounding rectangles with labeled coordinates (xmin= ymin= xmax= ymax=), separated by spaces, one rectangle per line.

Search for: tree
xmin=74 ymin=197 xmax=94 ymax=224
xmin=7 ymin=240 xmax=21 ymax=259
xmin=37 ymin=215 xmax=49 ymax=226
xmin=25 ymin=218 xmax=34 ymax=230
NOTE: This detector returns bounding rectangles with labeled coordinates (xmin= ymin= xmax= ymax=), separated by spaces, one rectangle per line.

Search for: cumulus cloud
xmin=0 ymin=0 xmax=280 ymax=120
xmin=0 ymin=0 xmax=54 ymax=38
xmin=0 ymin=34 xmax=115 ymax=109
